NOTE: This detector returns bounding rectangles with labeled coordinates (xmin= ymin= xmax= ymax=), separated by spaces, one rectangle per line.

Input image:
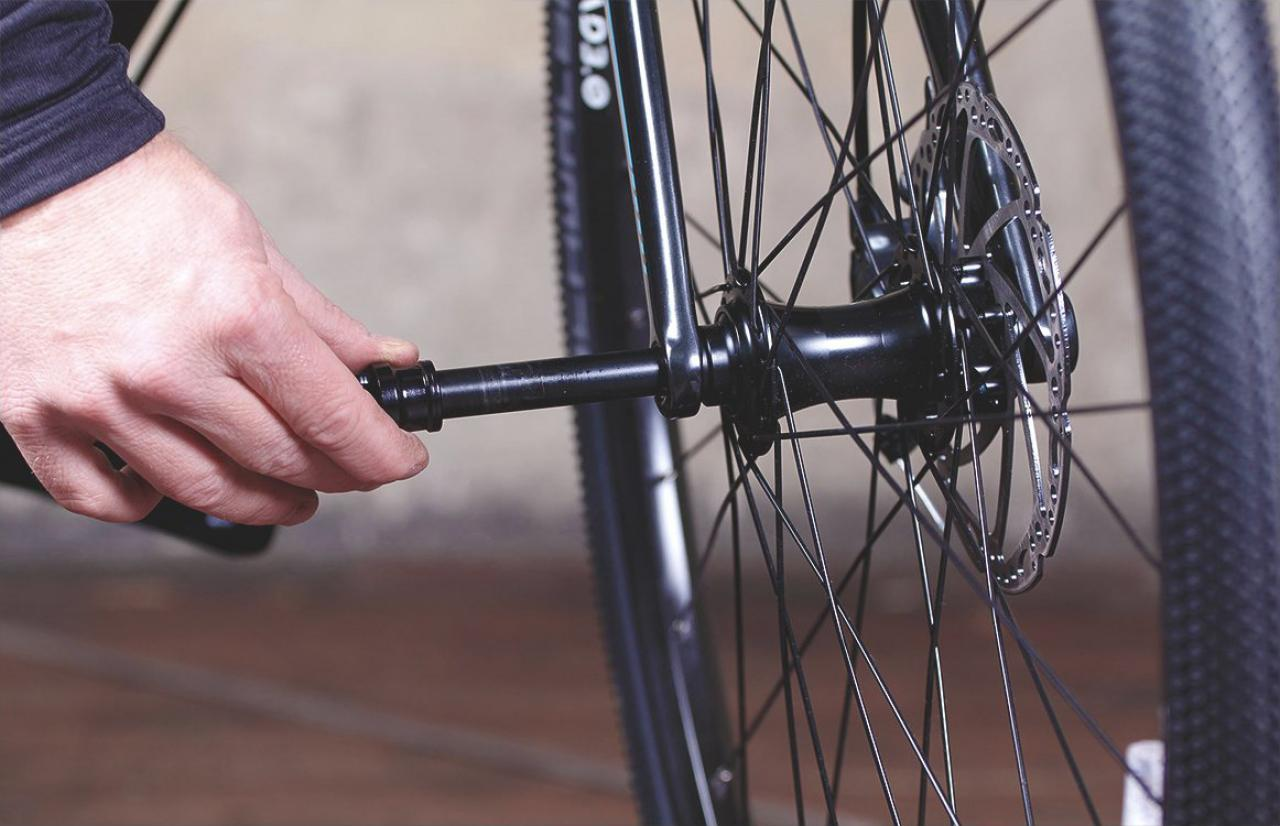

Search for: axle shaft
xmin=359 ymin=349 xmax=664 ymax=432
xmin=357 ymin=288 xmax=947 ymax=434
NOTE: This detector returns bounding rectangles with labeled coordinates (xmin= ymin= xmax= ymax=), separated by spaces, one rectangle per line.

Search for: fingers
xmin=133 ymin=374 xmax=374 ymax=494
xmin=218 ymin=279 xmax=429 ymax=486
xmin=99 ymin=414 xmax=319 ymax=526
xmin=262 ymin=237 xmax=419 ymax=370
xmin=9 ymin=423 xmax=161 ymax=523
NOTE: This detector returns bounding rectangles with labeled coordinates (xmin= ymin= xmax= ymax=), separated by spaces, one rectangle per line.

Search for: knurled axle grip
xmin=357 ymin=361 xmax=444 ymax=432
xmin=357 ymin=350 xmax=665 ymax=433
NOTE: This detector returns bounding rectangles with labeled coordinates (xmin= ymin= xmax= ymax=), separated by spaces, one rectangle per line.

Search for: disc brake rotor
xmin=909 ymin=81 xmax=1074 ymax=594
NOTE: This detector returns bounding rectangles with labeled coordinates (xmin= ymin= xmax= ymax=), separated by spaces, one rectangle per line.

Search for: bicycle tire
xmin=1098 ymin=2 xmax=1280 ymax=823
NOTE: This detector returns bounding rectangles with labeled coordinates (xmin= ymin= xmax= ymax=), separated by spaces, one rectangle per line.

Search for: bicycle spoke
xmin=727 ymin=0 xmax=896 ymax=235
xmin=902 ymin=452 xmax=956 ymax=824
xmin=658 ymin=1 xmax=1163 ymax=820
xmin=1004 ymin=592 xmax=1103 ymax=826
xmin=941 ymin=265 xmax=1160 ymax=571
xmin=771 ymin=329 xmax=1162 ymax=806
xmin=688 ymin=211 xmax=727 ymax=255
xmin=737 ymin=0 xmax=780 ymax=273
xmin=688 ymin=188 xmax=787 ymax=302
xmin=741 ymin=460 xmax=960 ymax=825
xmin=729 ymin=430 xmax=874 ymax=826
xmin=653 ymin=424 xmax=725 ymax=487
xmin=780 ymin=373 xmax=893 ymax=826
xmin=737 ymin=462 xmax=926 ymax=753
xmin=916 ymin=0 xmax=960 ymax=242
xmin=690 ymin=470 xmax=747 ymax=582
xmin=1009 ymin=614 xmax=1162 ymax=807
xmin=992 ymin=0 xmax=1061 ymax=58
xmin=830 ymin=395 xmax=883 ymax=819
xmin=915 ymin=429 xmax=962 ymax=825
xmin=828 ymin=683 xmax=856 ymax=826
xmin=773 ymin=437 xmax=808 ymax=825
xmin=721 ymin=413 xmax=752 ymax=819
xmin=918 ymin=202 xmax=1129 ymax=437
xmin=689 ymin=265 xmax=716 ymax=325
xmin=775 ymin=0 xmax=871 ymax=251
xmin=878 ymin=0 xmax=988 ymax=288
xmin=867 ymin=4 xmax=905 ymax=227
xmin=757 ymin=0 xmax=1062 ymax=277
xmin=763 ymin=0 xmax=891 ymax=356
xmin=769 ymin=0 xmax=991 ymax=361
xmin=929 ymin=108 xmax=1037 ymax=820
xmin=776 ymin=400 xmax=1151 ymax=441
xmin=748 ymin=0 xmax=779 ymax=327
xmin=692 ymin=0 xmax=738 ymax=278
xmin=954 ymin=332 xmax=1036 ymax=826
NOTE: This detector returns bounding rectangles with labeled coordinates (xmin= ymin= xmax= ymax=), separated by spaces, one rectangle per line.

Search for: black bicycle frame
xmin=365 ymin=0 xmax=1010 ymax=438
xmin=597 ymin=0 xmax=997 ymax=421
xmin=605 ymin=0 xmax=704 ymax=418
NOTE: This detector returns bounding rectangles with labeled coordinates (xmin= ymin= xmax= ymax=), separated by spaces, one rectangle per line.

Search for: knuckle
xmin=213 ymin=274 xmax=286 ymax=350
xmin=206 ymin=185 xmax=257 ymax=229
xmin=322 ymin=295 xmax=368 ymax=334
xmin=236 ymin=491 xmax=312 ymax=526
xmin=54 ymin=489 xmax=108 ymax=519
xmin=53 ymin=486 xmax=143 ymax=523
xmin=228 ymin=197 xmax=258 ymax=230
xmin=296 ymin=400 xmax=364 ymax=457
xmin=117 ymin=356 xmax=186 ymax=409
xmin=0 ymin=398 xmax=43 ymax=438
xmin=168 ymin=472 xmax=233 ymax=514
xmin=55 ymin=387 xmax=115 ymax=430
xmin=254 ymin=440 xmax=311 ymax=483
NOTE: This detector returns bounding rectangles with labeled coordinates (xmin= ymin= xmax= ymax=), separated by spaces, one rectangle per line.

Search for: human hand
xmin=0 ymin=133 xmax=428 ymax=526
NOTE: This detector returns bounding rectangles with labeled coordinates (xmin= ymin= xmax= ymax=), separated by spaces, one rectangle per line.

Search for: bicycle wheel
xmin=547 ymin=1 xmax=1280 ymax=824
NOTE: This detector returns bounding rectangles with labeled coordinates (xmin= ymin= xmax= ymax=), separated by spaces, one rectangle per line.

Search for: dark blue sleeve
xmin=0 ymin=0 xmax=165 ymax=218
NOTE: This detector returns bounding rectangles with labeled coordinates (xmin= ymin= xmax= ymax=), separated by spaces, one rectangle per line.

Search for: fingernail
xmin=378 ymin=337 xmax=419 ymax=363
xmin=402 ymin=437 xmax=429 ymax=478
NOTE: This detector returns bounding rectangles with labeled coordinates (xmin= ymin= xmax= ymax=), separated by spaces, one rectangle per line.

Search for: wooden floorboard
xmin=0 ymin=555 xmax=1158 ymax=825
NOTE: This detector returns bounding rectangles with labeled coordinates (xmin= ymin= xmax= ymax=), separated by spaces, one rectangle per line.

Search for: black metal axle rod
xmin=359 ymin=286 xmax=945 ymax=433
xmin=360 ymin=349 xmax=664 ymax=433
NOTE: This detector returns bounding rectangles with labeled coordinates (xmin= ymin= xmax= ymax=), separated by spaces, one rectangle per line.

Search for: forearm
xmin=0 ymin=0 xmax=164 ymax=218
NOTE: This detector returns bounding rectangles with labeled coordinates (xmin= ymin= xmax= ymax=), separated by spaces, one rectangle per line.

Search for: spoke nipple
xmin=670 ymin=616 xmax=692 ymax=639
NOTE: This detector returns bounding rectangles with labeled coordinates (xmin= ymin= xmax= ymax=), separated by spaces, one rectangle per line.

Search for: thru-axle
xmin=359 ymin=286 xmax=947 ymax=442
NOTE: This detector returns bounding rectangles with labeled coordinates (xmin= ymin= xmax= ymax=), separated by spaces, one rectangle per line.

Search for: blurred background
xmin=0 ymin=1 xmax=1274 ymax=824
